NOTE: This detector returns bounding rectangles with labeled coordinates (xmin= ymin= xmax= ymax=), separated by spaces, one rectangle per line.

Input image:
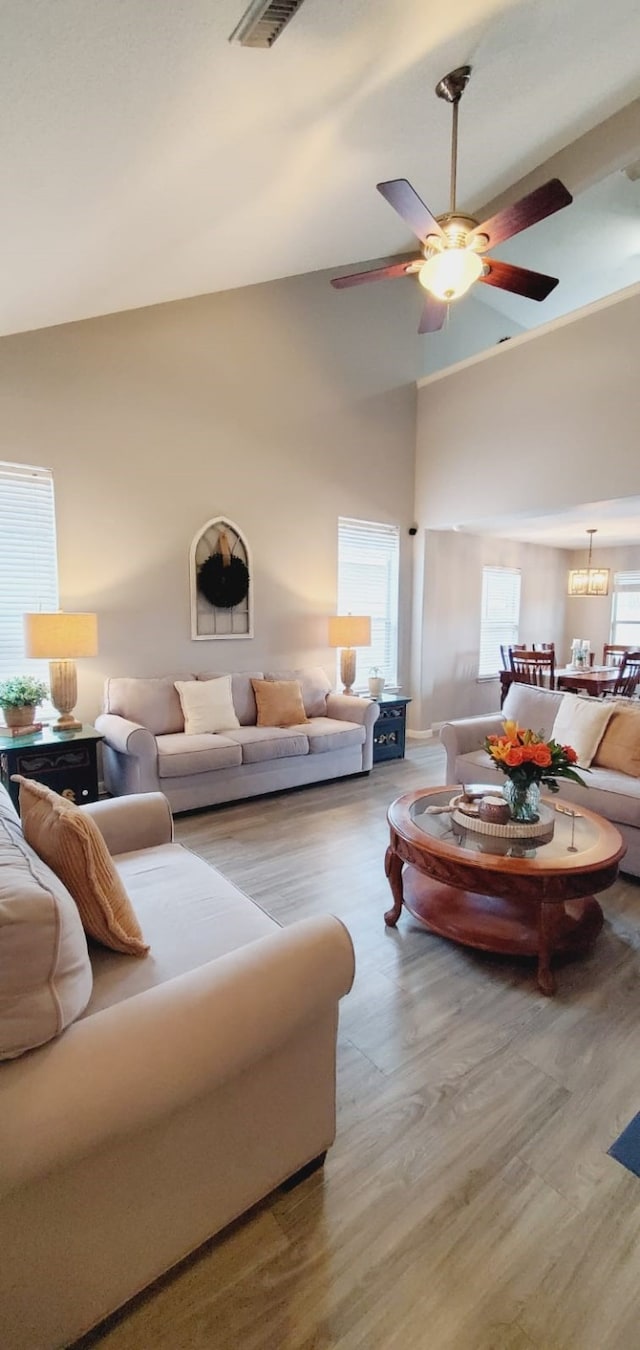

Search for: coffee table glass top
xmin=409 ymin=785 xmax=601 ymax=864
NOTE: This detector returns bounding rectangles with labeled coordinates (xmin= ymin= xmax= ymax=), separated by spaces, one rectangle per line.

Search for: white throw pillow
xmin=174 ymin=676 xmax=240 ymax=735
xmin=551 ymin=693 xmax=614 ymax=768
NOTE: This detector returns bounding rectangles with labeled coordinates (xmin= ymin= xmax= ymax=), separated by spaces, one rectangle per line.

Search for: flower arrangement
xmin=484 ymin=720 xmax=586 ymax=822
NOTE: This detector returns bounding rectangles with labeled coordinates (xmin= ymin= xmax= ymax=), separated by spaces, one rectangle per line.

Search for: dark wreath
xmin=197 ymin=552 xmax=250 ymax=609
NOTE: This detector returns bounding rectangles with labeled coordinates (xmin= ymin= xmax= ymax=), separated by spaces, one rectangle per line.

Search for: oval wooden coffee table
xmin=385 ymin=785 xmax=625 ymax=995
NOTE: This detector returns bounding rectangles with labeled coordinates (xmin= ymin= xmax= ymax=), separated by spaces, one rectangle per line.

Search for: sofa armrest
xmin=0 ymin=915 xmax=355 ymax=1194
xmin=326 ymin=693 xmax=378 ymax=728
xmin=81 ymin=793 xmax=173 ymax=855
xmin=94 ymin=712 xmax=156 ymax=760
xmin=95 ymin=713 xmax=159 ymax=794
xmin=440 ymin=713 xmax=506 ymax=781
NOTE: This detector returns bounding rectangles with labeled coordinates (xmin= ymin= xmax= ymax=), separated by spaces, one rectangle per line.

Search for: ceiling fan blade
xmin=479 ymin=258 xmax=559 ymax=301
xmin=330 ymin=255 xmax=422 ymax=289
xmin=418 ymin=295 xmax=447 ymax=333
xmin=472 ymin=178 xmax=573 ymax=250
xmin=377 ymin=179 xmax=444 ymax=245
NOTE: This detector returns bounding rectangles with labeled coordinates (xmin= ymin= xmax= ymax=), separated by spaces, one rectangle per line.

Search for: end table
xmin=372 ymin=695 xmax=411 ymax=764
xmin=0 ymin=725 xmax=103 ymax=813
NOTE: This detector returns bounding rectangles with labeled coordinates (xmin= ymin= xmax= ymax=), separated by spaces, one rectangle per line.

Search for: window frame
xmin=478 ymin=565 xmax=522 ymax=680
xmin=0 ymin=461 xmax=59 ymax=718
xmin=336 ymin=517 xmax=400 ymax=692
xmin=610 ymin=571 xmax=640 ymax=648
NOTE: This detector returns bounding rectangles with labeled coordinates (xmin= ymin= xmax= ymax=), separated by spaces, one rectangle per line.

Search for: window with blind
xmin=611 ymin=571 xmax=640 ymax=647
xmin=0 ymin=462 xmax=59 ymax=689
xmin=478 ymin=566 xmax=521 ymax=678
xmin=337 ymin=518 xmax=399 ymax=690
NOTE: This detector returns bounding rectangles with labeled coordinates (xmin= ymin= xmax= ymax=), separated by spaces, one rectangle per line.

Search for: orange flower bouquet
xmin=484 ymin=720 xmax=586 ymax=822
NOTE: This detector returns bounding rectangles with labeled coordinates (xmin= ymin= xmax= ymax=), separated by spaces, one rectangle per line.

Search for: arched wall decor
xmin=189 ymin=516 xmax=253 ymax=640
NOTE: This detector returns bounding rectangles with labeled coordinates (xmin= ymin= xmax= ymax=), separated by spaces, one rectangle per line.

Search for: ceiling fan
xmin=331 ymin=66 xmax=573 ymax=333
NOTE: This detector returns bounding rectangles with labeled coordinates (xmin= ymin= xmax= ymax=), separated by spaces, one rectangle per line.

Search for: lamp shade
xmin=24 ymin=612 xmax=98 ymax=659
xmin=328 ymin=615 xmax=371 ymax=648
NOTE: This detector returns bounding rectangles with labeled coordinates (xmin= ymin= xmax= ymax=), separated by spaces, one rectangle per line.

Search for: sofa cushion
xmin=265 ymin=667 xmax=332 ymax=718
xmin=174 ymin=676 xmax=240 ymax=735
xmin=502 ymin=683 xmax=563 ymax=738
xmin=593 ymin=705 xmax=640 ymax=776
xmin=15 ymin=777 xmax=149 ymax=957
xmin=225 ymin=726 xmax=310 ymax=765
xmin=196 ymin=671 xmax=264 ymax=726
xmin=305 ymin=717 xmax=366 ymax=754
xmin=85 ymin=842 xmax=278 ymax=1015
xmin=156 ymin=733 xmax=242 ymax=778
xmin=105 ymin=676 xmax=190 ymax=736
xmin=0 ymin=786 xmax=92 ymax=1059
xmin=252 ymin=679 xmax=309 ymax=728
xmin=551 ymin=694 xmax=614 ymax=768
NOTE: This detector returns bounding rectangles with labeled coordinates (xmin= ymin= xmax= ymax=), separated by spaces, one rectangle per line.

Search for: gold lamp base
xmin=340 ymin=647 xmax=357 ymax=696
xmin=49 ymin=659 xmax=82 ymax=731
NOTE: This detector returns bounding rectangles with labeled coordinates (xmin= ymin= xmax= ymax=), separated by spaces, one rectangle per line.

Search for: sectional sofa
xmin=96 ymin=667 xmax=378 ymax=812
xmin=440 ymin=681 xmax=640 ymax=876
xmin=0 ymin=783 xmax=355 ymax=1350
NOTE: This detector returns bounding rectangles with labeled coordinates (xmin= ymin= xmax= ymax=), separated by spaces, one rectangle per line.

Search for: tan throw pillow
xmin=14 ymin=777 xmax=148 ymax=957
xmin=550 ymin=693 xmax=614 ymax=769
xmin=593 ymin=708 xmax=640 ymax=776
xmin=174 ymin=676 xmax=240 ymax=735
xmin=251 ymin=679 xmax=309 ymax=728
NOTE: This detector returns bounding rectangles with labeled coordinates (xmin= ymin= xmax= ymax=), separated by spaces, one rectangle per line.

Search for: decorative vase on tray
xmin=484 ymin=719 xmax=586 ymax=824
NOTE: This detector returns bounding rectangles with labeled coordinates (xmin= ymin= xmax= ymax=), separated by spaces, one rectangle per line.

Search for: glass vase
xmin=503 ymin=778 xmax=541 ymax=824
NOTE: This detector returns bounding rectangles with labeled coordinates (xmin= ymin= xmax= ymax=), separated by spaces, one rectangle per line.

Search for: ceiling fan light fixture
xmin=418 ymin=249 xmax=483 ymax=301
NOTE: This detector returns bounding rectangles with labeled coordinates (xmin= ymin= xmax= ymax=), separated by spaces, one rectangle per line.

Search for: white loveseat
xmin=0 ymin=785 xmax=355 ymax=1350
xmin=440 ymin=681 xmax=640 ymax=876
xmin=96 ymin=668 xmax=378 ymax=812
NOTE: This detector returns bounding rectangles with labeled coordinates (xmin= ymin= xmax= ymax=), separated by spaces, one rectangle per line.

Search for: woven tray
xmin=450 ymin=797 xmax=555 ymax=841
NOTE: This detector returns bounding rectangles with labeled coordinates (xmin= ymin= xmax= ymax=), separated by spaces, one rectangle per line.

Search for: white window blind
xmin=611 ymin=571 xmax=640 ymax=647
xmin=478 ymin=566 xmax=521 ymax=678
xmin=337 ymin=518 xmax=399 ymax=689
xmin=0 ymin=462 xmax=59 ymax=687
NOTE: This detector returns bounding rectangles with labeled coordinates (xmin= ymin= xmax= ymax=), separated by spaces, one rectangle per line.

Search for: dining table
xmin=499 ymin=665 xmax=619 ymax=705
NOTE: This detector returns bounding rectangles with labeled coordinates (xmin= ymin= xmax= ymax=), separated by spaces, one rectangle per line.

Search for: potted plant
xmin=0 ymin=675 xmax=49 ymax=729
xmin=368 ymin=667 xmax=385 ymax=698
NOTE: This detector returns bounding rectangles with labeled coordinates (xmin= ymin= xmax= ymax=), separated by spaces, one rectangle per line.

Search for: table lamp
xmin=24 ymin=611 xmax=98 ymax=730
xmin=328 ymin=615 xmax=371 ymax=695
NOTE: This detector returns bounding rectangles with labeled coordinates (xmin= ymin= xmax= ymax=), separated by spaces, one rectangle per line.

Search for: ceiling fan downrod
xmin=435 ymin=65 xmax=471 ymax=217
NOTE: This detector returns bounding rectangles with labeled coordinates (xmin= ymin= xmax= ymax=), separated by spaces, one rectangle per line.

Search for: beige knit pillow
xmin=14 ymin=777 xmax=148 ymax=957
xmin=251 ymin=679 xmax=309 ymax=728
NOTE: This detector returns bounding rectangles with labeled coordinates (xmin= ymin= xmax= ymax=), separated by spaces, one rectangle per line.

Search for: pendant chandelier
xmin=567 ymin=528 xmax=609 ymax=597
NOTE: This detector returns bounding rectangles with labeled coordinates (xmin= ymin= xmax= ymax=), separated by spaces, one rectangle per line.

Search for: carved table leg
xmin=384 ymin=846 xmax=404 ymax=927
xmin=537 ymin=901 xmax=558 ymax=996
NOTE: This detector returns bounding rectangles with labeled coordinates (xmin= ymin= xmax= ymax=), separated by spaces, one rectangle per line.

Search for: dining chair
xmin=611 ymin=651 xmax=640 ymax=698
xmin=508 ymin=647 xmax=555 ymax=690
xmin=500 ymin=643 xmax=526 ymax=670
xmin=603 ymin=643 xmax=631 ymax=667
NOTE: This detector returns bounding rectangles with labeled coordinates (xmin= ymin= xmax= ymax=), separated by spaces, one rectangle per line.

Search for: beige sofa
xmin=0 ymin=785 xmax=355 ymax=1350
xmin=96 ymin=667 xmax=378 ymax=812
xmin=440 ymin=681 xmax=640 ymax=876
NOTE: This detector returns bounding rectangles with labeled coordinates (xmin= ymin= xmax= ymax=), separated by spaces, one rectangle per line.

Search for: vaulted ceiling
xmin=2 ymin=0 xmax=640 ymax=336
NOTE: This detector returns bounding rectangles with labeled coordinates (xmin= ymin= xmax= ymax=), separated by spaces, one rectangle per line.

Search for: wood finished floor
xmin=83 ymin=744 xmax=640 ymax=1350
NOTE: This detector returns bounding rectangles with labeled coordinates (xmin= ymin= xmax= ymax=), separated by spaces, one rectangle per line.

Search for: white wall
xmin=0 ymin=268 xmax=419 ymax=723
xmin=415 ymin=288 xmax=640 ymax=528
xmin=411 ymin=287 xmax=640 ymax=728
xmin=412 ymin=530 xmax=567 ymax=728
xmin=419 ymin=292 xmax=525 ymax=380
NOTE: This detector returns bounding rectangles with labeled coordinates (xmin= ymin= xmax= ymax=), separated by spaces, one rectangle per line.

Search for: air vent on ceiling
xmin=229 ymin=0 xmax=305 ymax=48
